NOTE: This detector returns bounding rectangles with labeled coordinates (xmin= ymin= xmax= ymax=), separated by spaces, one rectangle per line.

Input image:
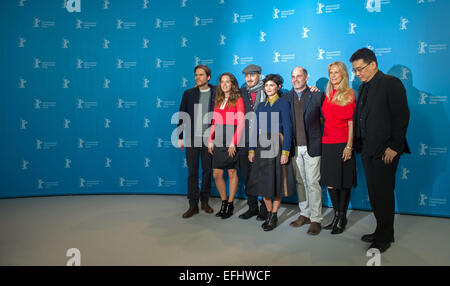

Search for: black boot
xmin=331 ymin=212 xmax=347 ymax=234
xmin=263 ymin=212 xmax=278 ymax=231
xmin=216 ymin=200 xmax=227 ymax=218
xmin=261 ymin=212 xmax=271 ymax=229
xmin=324 ymin=188 xmax=339 ymax=230
xmin=257 ymin=201 xmax=268 ymax=221
xmin=221 ymin=201 xmax=234 ymax=219
xmin=324 ymin=211 xmax=338 ymax=230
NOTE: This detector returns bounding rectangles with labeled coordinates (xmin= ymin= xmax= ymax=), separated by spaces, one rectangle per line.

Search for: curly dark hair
xmin=215 ymin=73 xmax=241 ymax=107
xmin=263 ymin=74 xmax=284 ymax=95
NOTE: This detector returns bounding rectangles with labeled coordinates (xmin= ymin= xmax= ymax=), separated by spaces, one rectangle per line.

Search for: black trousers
xmin=238 ymin=147 xmax=266 ymax=213
xmin=361 ymin=151 xmax=400 ymax=244
xmin=185 ymin=145 xmax=212 ymax=208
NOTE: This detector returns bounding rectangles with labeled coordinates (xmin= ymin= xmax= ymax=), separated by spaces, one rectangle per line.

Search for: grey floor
xmin=0 ymin=194 xmax=449 ymax=266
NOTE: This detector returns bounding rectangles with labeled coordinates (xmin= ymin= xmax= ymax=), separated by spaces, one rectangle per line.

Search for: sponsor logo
xmin=22 ymin=160 xmax=30 ymax=170
xmin=18 ymin=37 xmax=26 ymax=48
xmin=34 ymin=99 xmax=56 ymax=109
xmin=349 ymin=22 xmax=357 ymax=34
xmin=33 ymin=58 xmax=56 ymax=69
xmin=317 ymin=2 xmax=341 ymax=14
xmin=116 ymin=58 xmax=137 ymax=69
xmin=232 ymin=54 xmax=254 ymax=65
xmin=78 ymin=138 xmax=99 ymax=149
xmin=219 ymin=34 xmax=226 ymax=45
xmin=260 ymin=31 xmax=267 ymax=42
xmin=79 ymin=178 xmax=100 ymax=188
xmin=64 ymin=118 xmax=71 ymax=129
xmin=156 ymin=97 xmax=177 ymax=109
xmin=116 ymin=19 xmax=136 ymax=30
xmin=20 ymin=119 xmax=28 ymax=130
xmin=156 ymin=58 xmax=176 ymax=69
xmin=77 ymin=98 xmax=98 ymax=109
xmin=19 ymin=78 xmax=27 ymax=89
xmin=317 ymin=48 xmax=341 ymax=60
xmin=117 ymin=98 xmax=137 ymax=109
xmin=118 ymin=138 xmax=139 ymax=148
xmin=400 ymin=17 xmax=408 ymax=30
xmin=157 ymin=177 xmax=176 ymax=188
xmin=36 ymin=139 xmax=58 ymax=150
xmin=233 ymin=12 xmax=254 ymax=23
xmin=273 ymin=51 xmax=295 ymax=63
xmin=76 ymin=58 xmax=97 ymax=69
xmin=366 ymin=44 xmax=392 ymax=56
xmin=302 ymin=26 xmax=310 ymax=39
xmin=37 ymin=179 xmax=59 ymax=190
xmin=419 ymin=193 xmax=447 ymax=207
xmin=181 ymin=36 xmax=188 ymax=47
xmin=155 ymin=18 xmax=176 ymax=29
xmin=418 ymin=91 xmax=448 ymax=104
xmin=119 ymin=177 xmax=139 ymax=188
xmin=76 ymin=18 xmax=96 ymax=29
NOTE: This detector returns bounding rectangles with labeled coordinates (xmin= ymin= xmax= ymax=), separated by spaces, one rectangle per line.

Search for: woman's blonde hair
xmin=326 ymin=62 xmax=354 ymax=106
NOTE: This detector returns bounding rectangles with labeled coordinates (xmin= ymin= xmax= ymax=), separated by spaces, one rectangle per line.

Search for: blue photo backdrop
xmin=1 ymin=0 xmax=449 ymax=217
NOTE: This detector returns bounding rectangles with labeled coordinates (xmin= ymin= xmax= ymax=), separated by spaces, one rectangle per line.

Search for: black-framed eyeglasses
xmin=352 ymin=61 xmax=372 ymax=74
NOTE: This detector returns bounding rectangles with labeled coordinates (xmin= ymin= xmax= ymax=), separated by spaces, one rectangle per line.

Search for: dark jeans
xmin=239 ymin=147 xmax=267 ymax=214
xmin=185 ymin=145 xmax=212 ymax=208
xmin=361 ymin=151 xmax=400 ymax=244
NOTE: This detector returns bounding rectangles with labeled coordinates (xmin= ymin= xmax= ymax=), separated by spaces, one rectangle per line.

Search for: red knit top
xmin=322 ymin=89 xmax=356 ymax=144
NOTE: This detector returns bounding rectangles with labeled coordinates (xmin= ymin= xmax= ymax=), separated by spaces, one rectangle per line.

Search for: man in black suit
xmin=350 ymin=48 xmax=410 ymax=253
xmin=177 ymin=65 xmax=216 ymax=218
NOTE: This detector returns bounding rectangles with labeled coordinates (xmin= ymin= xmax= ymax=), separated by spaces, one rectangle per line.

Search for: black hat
xmin=242 ymin=64 xmax=262 ymax=75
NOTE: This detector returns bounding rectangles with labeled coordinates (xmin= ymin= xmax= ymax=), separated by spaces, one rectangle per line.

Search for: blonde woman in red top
xmin=208 ymin=73 xmax=245 ymax=219
xmin=320 ymin=62 xmax=357 ymax=234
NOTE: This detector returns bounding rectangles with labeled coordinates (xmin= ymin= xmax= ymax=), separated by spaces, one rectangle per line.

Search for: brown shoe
xmin=307 ymin=222 xmax=322 ymax=235
xmin=182 ymin=206 xmax=199 ymax=218
xmin=201 ymin=202 xmax=213 ymax=214
xmin=289 ymin=215 xmax=311 ymax=227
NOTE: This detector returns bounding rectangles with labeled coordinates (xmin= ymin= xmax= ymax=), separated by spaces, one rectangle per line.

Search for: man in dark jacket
xmin=237 ymin=64 xmax=268 ymax=221
xmin=283 ymin=67 xmax=325 ymax=236
xmin=177 ymin=65 xmax=216 ymax=218
xmin=350 ymin=48 xmax=410 ymax=253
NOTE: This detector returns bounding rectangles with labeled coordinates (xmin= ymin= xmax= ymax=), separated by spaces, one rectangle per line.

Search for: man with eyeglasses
xmin=350 ymin=48 xmax=410 ymax=253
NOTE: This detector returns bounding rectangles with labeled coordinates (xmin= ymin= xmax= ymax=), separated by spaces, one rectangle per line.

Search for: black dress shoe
xmin=216 ymin=200 xmax=227 ymax=218
xmin=368 ymin=242 xmax=391 ymax=253
xmin=324 ymin=211 xmax=338 ymax=230
xmin=239 ymin=208 xmax=258 ymax=220
xmin=263 ymin=212 xmax=278 ymax=231
xmin=221 ymin=201 xmax=234 ymax=219
xmin=362 ymin=233 xmax=395 ymax=243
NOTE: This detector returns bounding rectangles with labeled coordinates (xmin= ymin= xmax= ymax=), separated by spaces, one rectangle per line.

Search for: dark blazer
xmin=178 ymin=84 xmax=216 ymax=146
xmin=353 ymin=71 xmax=410 ymax=157
xmin=282 ymin=87 xmax=325 ymax=157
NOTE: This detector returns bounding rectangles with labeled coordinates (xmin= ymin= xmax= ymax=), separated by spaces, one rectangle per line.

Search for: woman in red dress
xmin=320 ymin=62 xmax=356 ymax=234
